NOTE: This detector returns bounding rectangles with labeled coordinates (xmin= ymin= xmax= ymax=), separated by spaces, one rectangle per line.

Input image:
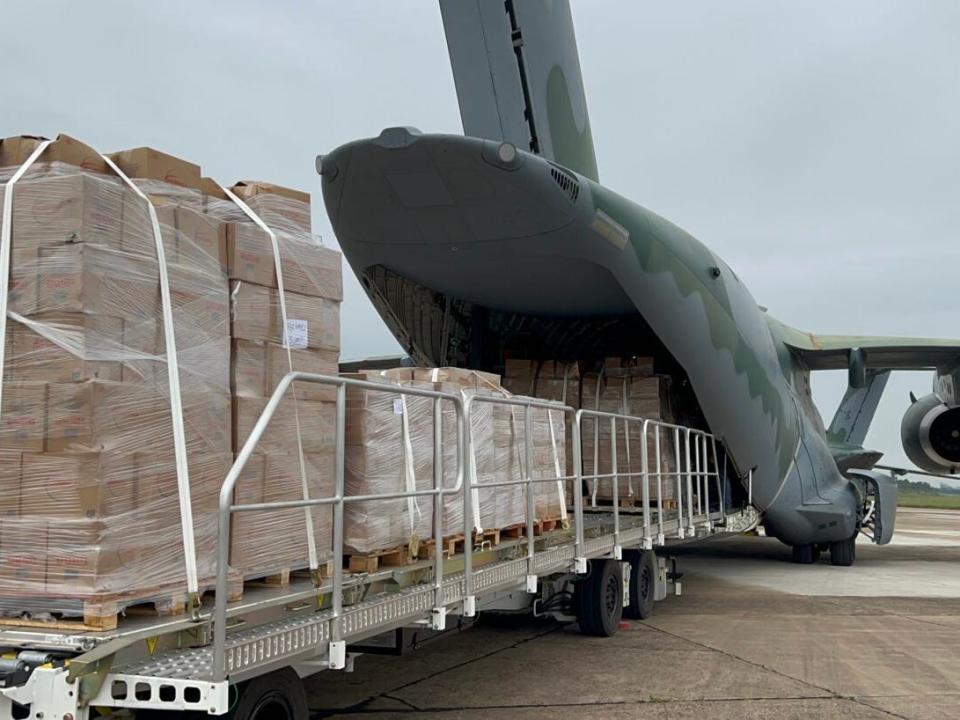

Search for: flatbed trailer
xmin=0 ymin=373 xmax=757 ymax=719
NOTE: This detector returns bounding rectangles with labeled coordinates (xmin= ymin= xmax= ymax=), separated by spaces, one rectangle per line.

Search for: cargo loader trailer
xmin=0 ymin=372 xmax=757 ymax=719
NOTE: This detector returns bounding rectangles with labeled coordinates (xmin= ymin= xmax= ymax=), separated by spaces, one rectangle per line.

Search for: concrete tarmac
xmin=306 ymin=508 xmax=960 ymax=719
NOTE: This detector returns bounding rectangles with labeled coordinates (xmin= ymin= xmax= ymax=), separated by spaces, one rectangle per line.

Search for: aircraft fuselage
xmin=321 ymin=128 xmax=860 ymax=547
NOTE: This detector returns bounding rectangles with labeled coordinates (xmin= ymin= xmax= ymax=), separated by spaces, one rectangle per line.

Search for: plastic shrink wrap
xmin=503 ymin=357 xmax=677 ymax=506
xmin=0 ymin=135 xmax=230 ymax=622
xmin=204 ymin=179 xmax=342 ymax=580
xmin=342 ymin=368 xmax=567 ymax=556
xmin=0 ymin=134 xmax=343 ymax=623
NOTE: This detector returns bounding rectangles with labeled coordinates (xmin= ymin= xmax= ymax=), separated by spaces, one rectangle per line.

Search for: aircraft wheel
xmin=623 ymin=550 xmax=656 ymax=619
xmin=791 ymin=544 xmax=817 ymax=564
xmin=829 ymin=536 xmax=857 ymax=567
xmin=574 ymin=559 xmax=623 ymax=636
xmin=228 ymin=668 xmax=308 ymax=720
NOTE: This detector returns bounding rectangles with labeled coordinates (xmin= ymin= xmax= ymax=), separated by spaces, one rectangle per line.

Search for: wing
xmin=770 ymin=318 xmax=960 ymax=371
xmin=438 ymin=0 xmax=599 ymax=181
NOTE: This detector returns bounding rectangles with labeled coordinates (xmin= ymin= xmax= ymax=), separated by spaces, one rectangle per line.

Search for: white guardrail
xmin=212 ymin=371 xmax=728 ymax=681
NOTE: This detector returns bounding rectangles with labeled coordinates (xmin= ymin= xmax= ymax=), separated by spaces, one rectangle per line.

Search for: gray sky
xmin=3 ymin=1 xmax=958 ymax=483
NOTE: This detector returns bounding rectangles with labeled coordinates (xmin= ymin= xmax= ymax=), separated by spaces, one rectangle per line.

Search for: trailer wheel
xmin=574 ymin=559 xmax=623 ymax=636
xmin=229 ymin=668 xmax=308 ymax=720
xmin=829 ymin=536 xmax=857 ymax=567
xmin=623 ymin=550 xmax=656 ymax=619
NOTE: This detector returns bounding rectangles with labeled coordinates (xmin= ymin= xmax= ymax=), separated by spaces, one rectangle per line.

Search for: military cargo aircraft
xmin=319 ymin=1 xmax=960 ymax=566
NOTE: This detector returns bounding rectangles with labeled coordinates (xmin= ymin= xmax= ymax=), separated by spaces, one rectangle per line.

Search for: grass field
xmin=897 ymin=494 xmax=960 ymax=510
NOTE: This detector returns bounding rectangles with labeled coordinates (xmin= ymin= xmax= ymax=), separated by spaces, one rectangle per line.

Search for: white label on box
xmin=393 ymin=399 xmax=403 ymax=415
xmin=284 ymin=319 xmax=308 ymax=349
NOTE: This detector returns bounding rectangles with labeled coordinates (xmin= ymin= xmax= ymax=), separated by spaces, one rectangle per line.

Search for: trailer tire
xmin=228 ymin=668 xmax=308 ymax=720
xmin=623 ymin=550 xmax=656 ymax=619
xmin=574 ymin=559 xmax=623 ymax=637
xmin=829 ymin=536 xmax=857 ymax=567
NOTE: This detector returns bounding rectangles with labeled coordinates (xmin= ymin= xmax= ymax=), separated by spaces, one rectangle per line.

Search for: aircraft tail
xmin=438 ymin=0 xmax=599 ymax=181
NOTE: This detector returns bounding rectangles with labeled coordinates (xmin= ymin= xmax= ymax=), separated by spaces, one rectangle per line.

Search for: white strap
xmin=550 ymin=364 xmax=569 ymax=521
xmin=0 ymin=140 xmax=52 ymax=426
xmin=547 ymin=408 xmax=567 ymax=521
xmin=621 ymin=376 xmax=634 ymax=497
xmin=467 ymin=391 xmax=483 ymax=533
xmin=223 ymin=188 xmax=319 ymax=571
xmin=103 ymin=154 xmax=199 ymax=597
xmin=399 ymin=394 xmax=421 ymax=534
xmin=590 ymin=369 xmax=603 ymax=505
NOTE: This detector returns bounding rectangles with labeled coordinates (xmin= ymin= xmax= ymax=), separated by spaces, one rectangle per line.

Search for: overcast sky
xmin=3 ymin=1 xmax=958 ymax=482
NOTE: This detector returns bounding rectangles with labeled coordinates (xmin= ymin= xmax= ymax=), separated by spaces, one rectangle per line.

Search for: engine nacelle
xmin=901 ymin=393 xmax=960 ymax=474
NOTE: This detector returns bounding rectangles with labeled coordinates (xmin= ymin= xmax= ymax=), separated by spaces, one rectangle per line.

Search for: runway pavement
xmin=306 ymin=508 xmax=960 ymax=719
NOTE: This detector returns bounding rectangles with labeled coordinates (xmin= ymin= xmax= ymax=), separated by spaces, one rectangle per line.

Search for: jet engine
xmin=901 ymin=393 xmax=960 ymax=474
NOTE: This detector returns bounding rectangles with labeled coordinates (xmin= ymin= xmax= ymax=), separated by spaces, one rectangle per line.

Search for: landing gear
xmin=829 ymin=535 xmax=857 ymax=567
xmin=791 ymin=543 xmax=820 ymax=564
xmin=229 ymin=668 xmax=308 ymax=720
xmin=574 ymin=559 xmax=623 ymax=636
xmin=623 ymin=550 xmax=656 ymax=619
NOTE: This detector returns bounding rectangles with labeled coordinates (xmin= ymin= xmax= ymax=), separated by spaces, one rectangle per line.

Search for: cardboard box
xmin=0 ymin=451 xmax=21 ymax=519
xmin=44 ymin=381 xmax=160 ymax=453
xmin=0 ymin=518 xmax=47 ymax=589
xmin=0 ymin=134 xmax=108 ymax=174
xmin=225 ymin=222 xmax=275 ymax=288
xmin=230 ymin=181 xmax=311 ymax=233
xmin=225 ymin=225 xmax=342 ymax=300
xmin=119 ymin=195 xmax=177 ymax=258
xmin=9 ymin=249 xmax=39 ymax=315
xmin=201 ymin=177 xmax=228 ymax=202
xmin=0 ymin=382 xmax=45 ymax=451
xmin=233 ymin=397 xmax=335 ymax=455
xmin=230 ymin=448 xmax=334 ymax=577
xmin=10 ymin=173 xmax=124 ymax=249
xmin=8 ymin=313 xmax=124 ymax=383
xmin=231 ymin=339 xmax=338 ymax=402
xmin=107 ymin=146 xmax=202 ymax=191
xmin=230 ymin=281 xmax=340 ymax=352
xmin=19 ymin=452 xmax=136 ymax=519
xmin=45 ymin=519 xmax=135 ymax=594
xmin=34 ymin=243 xmax=160 ymax=322
xmin=176 ymin=206 xmax=226 ymax=271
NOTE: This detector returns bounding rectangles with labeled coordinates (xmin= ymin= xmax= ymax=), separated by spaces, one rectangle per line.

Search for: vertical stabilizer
xmin=439 ymin=0 xmax=599 ymax=181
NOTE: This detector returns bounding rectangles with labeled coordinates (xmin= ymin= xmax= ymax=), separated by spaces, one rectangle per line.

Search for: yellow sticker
xmin=146 ymin=636 xmax=158 ymax=656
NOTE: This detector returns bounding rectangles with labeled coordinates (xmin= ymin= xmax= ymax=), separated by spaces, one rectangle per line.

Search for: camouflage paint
xmin=545 ymin=64 xmax=598 ymax=182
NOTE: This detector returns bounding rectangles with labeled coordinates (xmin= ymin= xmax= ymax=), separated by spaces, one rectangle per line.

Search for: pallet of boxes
xmin=0 ymin=133 xmax=341 ymax=629
xmin=207 ymin=178 xmax=341 ymax=587
xmin=502 ymin=357 xmax=678 ymax=510
xmin=340 ymin=367 xmax=569 ymax=572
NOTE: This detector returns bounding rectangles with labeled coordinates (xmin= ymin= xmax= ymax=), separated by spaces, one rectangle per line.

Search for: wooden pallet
xmin=236 ymin=561 xmax=335 ymax=595
xmin=585 ymin=495 xmax=637 ymax=508
xmin=346 ymin=544 xmax=418 ymax=574
xmin=0 ymin=579 xmax=220 ymax=632
xmin=501 ymin=516 xmax=565 ymax=539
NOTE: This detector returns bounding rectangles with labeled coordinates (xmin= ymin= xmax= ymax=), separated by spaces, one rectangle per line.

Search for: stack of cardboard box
xmin=0 ymin=135 xmax=232 ymax=617
xmin=205 ymin=181 xmax=342 ymax=580
xmin=0 ymin=133 xmax=343 ymax=620
xmin=342 ymin=367 xmax=566 ymax=556
xmin=503 ymin=357 xmax=677 ymax=506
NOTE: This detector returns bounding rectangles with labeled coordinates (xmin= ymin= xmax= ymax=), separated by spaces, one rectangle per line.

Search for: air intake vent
xmin=549 ymin=165 xmax=580 ymax=203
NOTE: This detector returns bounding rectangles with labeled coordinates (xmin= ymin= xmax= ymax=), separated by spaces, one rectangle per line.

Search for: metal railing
xmin=461 ymin=394 xmax=582 ymax=613
xmin=213 ymin=372 xmax=466 ymax=681
xmin=577 ymin=409 xmax=726 ymax=545
xmin=211 ymin=372 xmax=730 ymax=681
